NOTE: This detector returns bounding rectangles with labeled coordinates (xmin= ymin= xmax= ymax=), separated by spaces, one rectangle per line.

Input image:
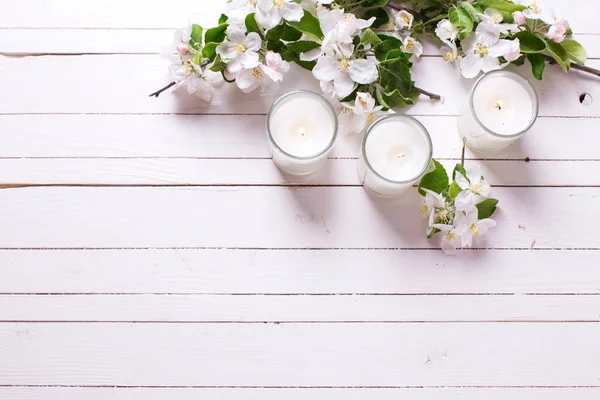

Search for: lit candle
xmin=458 ymin=70 xmax=539 ymax=153
xmin=358 ymin=114 xmax=433 ymax=197
xmin=267 ymin=91 xmax=338 ymax=175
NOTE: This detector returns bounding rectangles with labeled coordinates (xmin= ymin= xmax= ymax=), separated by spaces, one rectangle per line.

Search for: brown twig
xmin=149 ymin=81 xmax=177 ymax=98
xmin=461 ymin=137 xmax=466 ymax=167
xmin=415 ymin=86 xmax=442 ymax=100
xmin=386 ymin=1 xmax=429 ymax=22
xmin=541 ymin=54 xmax=600 ymax=77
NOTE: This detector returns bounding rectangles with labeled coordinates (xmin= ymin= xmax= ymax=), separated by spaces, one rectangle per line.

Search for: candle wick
xmin=397 ymin=154 xmax=405 ymax=159
xmin=495 ymin=100 xmax=503 ymax=110
xmin=299 ymin=127 xmax=306 ymax=137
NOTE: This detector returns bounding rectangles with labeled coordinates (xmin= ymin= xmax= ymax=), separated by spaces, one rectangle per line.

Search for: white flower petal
xmin=216 ymin=41 xmax=239 ymax=59
xmin=476 ymin=218 xmax=497 ymax=235
xmin=312 ymin=56 xmax=339 ymax=82
xmin=281 ymin=1 xmax=304 ymax=22
xmin=455 ymin=171 xmax=470 ymax=190
xmin=333 ymin=73 xmax=355 ymax=98
xmin=455 ymin=190 xmax=475 ymax=212
xmin=245 ymin=32 xmax=262 ymax=51
xmin=348 ymin=59 xmax=379 ymax=84
xmin=240 ymin=50 xmax=260 ymax=68
xmin=460 ymin=54 xmax=483 ymax=78
xmin=481 ymin=55 xmax=501 ymax=73
xmin=300 ymin=47 xmax=324 ymax=62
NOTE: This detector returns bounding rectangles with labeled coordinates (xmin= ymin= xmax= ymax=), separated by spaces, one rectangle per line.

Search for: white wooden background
xmin=0 ymin=0 xmax=599 ymax=399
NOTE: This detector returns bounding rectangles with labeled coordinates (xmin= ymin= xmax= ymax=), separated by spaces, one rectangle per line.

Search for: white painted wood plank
xmin=0 ymin=158 xmax=596 ymax=186
xmin=2 ymin=294 xmax=599 ymax=322
xmin=1 ymin=323 xmax=599 ymax=386
xmin=0 ymin=0 xmax=597 ymax=34
xmin=2 ymin=29 xmax=599 ymax=58
xmin=1 ymin=55 xmax=598 ymax=117
xmin=1 ymin=115 xmax=597 ymax=160
xmin=1 ymin=249 xmax=598 ymax=294
xmin=2 ymin=387 xmax=600 ymax=400
xmin=0 ymin=187 xmax=597 ymax=249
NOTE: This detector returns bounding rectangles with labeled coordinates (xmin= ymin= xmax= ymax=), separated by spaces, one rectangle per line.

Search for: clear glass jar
xmin=458 ymin=70 xmax=539 ymax=153
xmin=267 ymin=90 xmax=338 ymax=175
xmin=357 ymin=114 xmax=433 ymax=197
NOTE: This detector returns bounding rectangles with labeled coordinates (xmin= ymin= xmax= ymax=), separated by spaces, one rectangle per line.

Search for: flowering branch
xmin=541 ymin=54 xmax=600 ymax=77
xmin=414 ymin=86 xmax=442 ymax=100
xmin=149 ymin=82 xmax=177 ymax=98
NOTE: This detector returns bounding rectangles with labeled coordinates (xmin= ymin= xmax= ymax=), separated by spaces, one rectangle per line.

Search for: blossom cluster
xmin=419 ymin=161 xmax=498 ymax=255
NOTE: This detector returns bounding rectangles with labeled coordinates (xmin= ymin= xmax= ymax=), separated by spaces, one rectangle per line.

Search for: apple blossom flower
xmin=265 ymin=51 xmax=290 ymax=74
xmin=301 ymin=0 xmax=334 ymax=13
xmin=440 ymin=41 xmax=461 ymax=75
xmin=435 ymin=19 xmax=459 ymax=43
xmin=454 ymin=205 xmax=496 ymax=248
xmin=455 ymin=165 xmax=491 ymax=211
xmin=161 ymin=25 xmax=192 ymax=61
xmin=339 ymin=92 xmax=383 ymax=133
xmin=547 ymin=17 xmax=569 ymax=43
xmin=432 ymin=224 xmax=463 ymax=255
xmin=513 ymin=0 xmax=555 ymax=24
xmin=477 ymin=8 xmax=519 ymax=43
xmin=512 ymin=11 xmax=526 ymax=25
xmin=421 ymin=188 xmax=447 ymax=228
xmin=225 ymin=0 xmax=257 ymax=27
xmin=393 ymin=10 xmax=414 ymax=30
xmin=235 ymin=63 xmax=284 ymax=93
xmin=216 ymin=28 xmax=262 ymax=79
xmin=256 ymin=0 xmax=304 ymax=30
xmin=459 ymin=27 xmax=521 ymax=78
xmin=169 ymin=60 xmax=220 ymax=101
xmin=402 ymin=36 xmax=423 ymax=59
xmin=311 ymin=44 xmax=379 ymax=98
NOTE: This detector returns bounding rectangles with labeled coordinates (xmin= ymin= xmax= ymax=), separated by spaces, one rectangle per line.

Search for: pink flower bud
xmin=176 ymin=43 xmax=190 ymax=55
xmin=265 ymin=51 xmax=283 ymax=69
xmin=512 ymin=11 xmax=526 ymax=25
xmin=547 ymin=23 xmax=567 ymax=43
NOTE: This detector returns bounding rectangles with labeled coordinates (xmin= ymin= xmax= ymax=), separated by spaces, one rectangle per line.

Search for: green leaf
xmin=476 ymin=198 xmax=499 ymax=219
xmin=362 ymin=8 xmax=390 ymax=29
xmin=209 ymin=54 xmax=227 ymax=73
xmin=378 ymin=57 xmax=414 ymax=94
xmin=189 ymin=24 xmax=203 ymax=50
xmin=279 ymin=40 xmax=321 ymax=67
xmin=287 ymin=10 xmax=324 ymax=40
xmin=205 ymin=23 xmax=228 ymax=44
xmin=545 ymin=40 xmax=570 ymax=72
xmin=514 ymin=31 xmax=546 ymax=53
xmin=511 ymin=55 xmax=526 ymax=66
xmin=477 ymin=0 xmax=526 ymax=21
xmin=245 ymin=13 xmax=262 ymax=36
xmin=266 ymin=23 xmax=303 ymax=42
xmin=418 ymin=160 xmax=449 ymax=197
xmin=202 ymin=42 xmax=218 ymax=59
xmin=527 ymin=53 xmax=546 ymax=80
xmin=561 ymin=39 xmax=588 ymax=65
xmin=448 ymin=181 xmax=463 ymax=199
xmin=379 ymin=88 xmax=416 ymax=108
xmin=218 ymin=14 xmax=228 ymax=25
xmin=361 ymin=29 xmax=383 ymax=46
xmin=460 ymin=2 xmax=480 ymax=20
xmin=452 ymin=164 xmax=467 ymax=181
xmin=362 ymin=0 xmax=389 ymax=8
xmin=449 ymin=6 xmax=473 ymax=36
xmin=375 ymin=35 xmax=405 ymax=62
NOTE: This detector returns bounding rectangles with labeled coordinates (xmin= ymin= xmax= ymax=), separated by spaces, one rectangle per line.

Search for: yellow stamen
xmin=470 ymin=224 xmax=479 ymax=235
xmin=367 ymin=113 xmax=376 ymax=124
xmin=273 ymin=0 xmax=284 ymax=8
xmin=472 ymin=183 xmax=484 ymax=194
xmin=338 ymin=58 xmax=349 ymax=72
xmin=443 ymin=52 xmax=455 ymax=62
xmin=252 ymin=67 xmax=264 ymax=80
xmin=475 ymin=43 xmax=489 ymax=58
xmin=446 ymin=232 xmax=455 ymax=241
xmin=405 ymin=40 xmax=414 ymax=50
xmin=401 ymin=15 xmax=411 ymax=25
xmin=421 ymin=204 xmax=430 ymax=217
xmin=234 ymin=44 xmax=247 ymax=55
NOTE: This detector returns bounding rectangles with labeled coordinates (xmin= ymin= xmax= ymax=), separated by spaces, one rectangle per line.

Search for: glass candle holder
xmin=357 ymin=114 xmax=433 ymax=197
xmin=267 ymin=90 xmax=338 ymax=175
xmin=458 ymin=70 xmax=539 ymax=153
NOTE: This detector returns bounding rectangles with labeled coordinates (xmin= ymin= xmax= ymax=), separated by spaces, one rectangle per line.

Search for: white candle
xmin=358 ymin=115 xmax=433 ymax=197
xmin=267 ymin=91 xmax=338 ymax=175
xmin=458 ymin=70 xmax=539 ymax=153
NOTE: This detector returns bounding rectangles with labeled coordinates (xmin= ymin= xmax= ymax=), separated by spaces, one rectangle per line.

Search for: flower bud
xmin=512 ymin=11 xmax=526 ymax=25
xmin=176 ymin=43 xmax=190 ymax=54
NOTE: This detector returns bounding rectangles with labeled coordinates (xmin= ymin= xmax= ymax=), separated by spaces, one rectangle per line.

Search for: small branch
xmin=415 ymin=86 xmax=442 ymax=100
xmin=541 ymin=54 xmax=600 ymax=77
xmin=386 ymin=1 xmax=429 ymax=22
xmin=149 ymin=81 xmax=176 ymax=98
xmin=461 ymin=137 xmax=466 ymax=167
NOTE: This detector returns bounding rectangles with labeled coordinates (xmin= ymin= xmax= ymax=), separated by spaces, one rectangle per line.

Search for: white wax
xmin=365 ymin=118 xmax=430 ymax=182
xmin=269 ymin=93 xmax=335 ymax=157
xmin=473 ymin=75 xmax=534 ymax=135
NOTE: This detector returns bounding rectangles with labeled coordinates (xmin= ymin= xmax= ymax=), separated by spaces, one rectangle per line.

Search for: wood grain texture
xmin=1 ymin=249 xmax=599 ymax=294
xmin=0 ymin=187 xmax=598 ymax=249
xmin=2 ymin=323 xmax=600 ymax=386
xmin=0 ymin=158 xmax=598 ymax=186
xmin=1 ymin=115 xmax=598 ymax=160
xmin=1 ymin=55 xmax=598 ymax=117
xmin=2 ymin=387 xmax=600 ymax=400
xmin=1 ymin=294 xmax=599 ymax=322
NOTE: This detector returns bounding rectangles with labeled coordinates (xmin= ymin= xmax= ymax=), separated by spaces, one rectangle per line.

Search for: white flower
xmin=169 ymin=61 xmax=220 ymax=101
xmin=513 ymin=0 xmax=555 ymax=24
xmin=433 ymin=224 xmax=463 ymax=255
xmin=455 ymin=165 xmax=491 ymax=212
xmin=216 ymin=28 xmax=262 ymax=79
xmin=476 ymin=8 xmax=520 ymax=43
xmin=225 ymin=0 xmax=257 ymax=27
xmin=435 ymin=19 xmax=459 ymax=43
xmin=512 ymin=11 xmax=526 ymax=25
xmin=459 ymin=28 xmax=521 ymax=78
xmin=440 ymin=41 xmax=461 ymax=75
xmin=301 ymin=0 xmax=334 ymax=13
xmin=393 ymin=10 xmax=414 ymax=30
xmin=339 ymin=92 xmax=383 ymax=133
xmin=312 ymin=45 xmax=379 ymax=98
xmin=161 ymin=25 xmax=192 ymax=61
xmin=547 ymin=17 xmax=569 ymax=43
xmin=265 ymin=50 xmax=290 ymax=74
xmin=421 ymin=188 xmax=446 ymax=226
xmin=402 ymin=36 xmax=423 ymax=58
xmin=256 ymin=0 xmax=304 ymax=30
xmin=235 ymin=63 xmax=283 ymax=93
xmin=454 ymin=205 xmax=496 ymax=248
